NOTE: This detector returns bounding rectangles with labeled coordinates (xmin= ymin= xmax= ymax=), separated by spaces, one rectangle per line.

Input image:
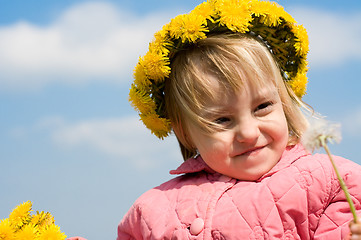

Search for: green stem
xmin=321 ymin=137 xmax=358 ymax=223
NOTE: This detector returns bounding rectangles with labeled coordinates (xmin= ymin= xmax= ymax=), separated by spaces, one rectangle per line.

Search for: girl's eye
xmin=214 ymin=117 xmax=230 ymax=125
xmin=255 ymin=101 xmax=273 ymax=113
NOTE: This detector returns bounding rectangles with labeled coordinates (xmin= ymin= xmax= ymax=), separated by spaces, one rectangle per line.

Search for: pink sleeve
xmin=117 ymin=205 xmax=144 ymax=240
xmin=313 ymin=157 xmax=361 ymax=239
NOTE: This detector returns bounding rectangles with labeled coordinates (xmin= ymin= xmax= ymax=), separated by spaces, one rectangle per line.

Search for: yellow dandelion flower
xmin=278 ymin=8 xmax=295 ymax=24
xmin=252 ymin=1 xmax=295 ymax=27
xmin=191 ymin=1 xmax=216 ymax=22
xmin=38 ymin=225 xmax=66 ymax=240
xmin=133 ymin=60 xmax=151 ymax=87
xmin=40 ymin=213 xmax=54 ymax=228
xmin=216 ymin=0 xmax=252 ymax=33
xmin=142 ymin=51 xmax=171 ymax=82
xmin=0 ymin=219 xmax=15 ymax=240
xmin=149 ymin=29 xmax=173 ymax=55
xmin=14 ymin=224 xmax=38 ymax=240
xmin=148 ymin=41 xmax=170 ymax=56
xmin=288 ymin=72 xmax=307 ymax=98
xmin=252 ymin=1 xmax=282 ymax=27
xmin=129 ymin=84 xmax=157 ymax=114
xmin=298 ymin=59 xmax=309 ymax=73
xmin=292 ymin=25 xmax=309 ymax=56
xmin=9 ymin=201 xmax=32 ymax=229
xmin=168 ymin=13 xmax=208 ymax=43
xmin=250 ymin=1 xmax=268 ymax=18
xmin=140 ymin=113 xmax=171 ymax=139
xmin=31 ymin=211 xmax=54 ymax=230
xmin=264 ymin=2 xmax=284 ymax=27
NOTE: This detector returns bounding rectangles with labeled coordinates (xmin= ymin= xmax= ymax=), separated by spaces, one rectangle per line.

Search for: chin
xmin=233 ymin=172 xmax=265 ymax=181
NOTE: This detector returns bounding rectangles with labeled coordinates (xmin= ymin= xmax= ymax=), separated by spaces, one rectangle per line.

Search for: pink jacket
xmin=118 ymin=144 xmax=361 ymax=239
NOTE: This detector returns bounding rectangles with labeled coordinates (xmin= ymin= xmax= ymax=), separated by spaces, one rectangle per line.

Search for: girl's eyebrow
xmin=200 ymin=107 xmax=229 ymax=119
xmin=201 ymin=87 xmax=279 ymax=117
xmin=200 ymin=100 xmax=231 ymax=119
xmin=253 ymin=88 xmax=278 ymax=101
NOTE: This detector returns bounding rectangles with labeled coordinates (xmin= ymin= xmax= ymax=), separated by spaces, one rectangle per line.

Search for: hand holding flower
xmin=349 ymin=219 xmax=361 ymax=240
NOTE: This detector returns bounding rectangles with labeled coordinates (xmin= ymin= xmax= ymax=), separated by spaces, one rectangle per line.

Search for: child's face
xmin=188 ymin=75 xmax=289 ymax=181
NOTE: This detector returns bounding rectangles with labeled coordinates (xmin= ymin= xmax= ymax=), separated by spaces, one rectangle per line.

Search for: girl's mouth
xmin=234 ymin=146 xmax=265 ymax=157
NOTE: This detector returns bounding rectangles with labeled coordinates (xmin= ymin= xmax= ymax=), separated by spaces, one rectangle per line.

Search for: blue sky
xmin=1 ymin=0 xmax=361 ymax=239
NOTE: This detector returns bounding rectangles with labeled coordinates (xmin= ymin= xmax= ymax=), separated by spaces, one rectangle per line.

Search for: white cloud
xmin=48 ymin=116 xmax=180 ymax=169
xmin=0 ymin=2 xmax=178 ymax=91
xmin=290 ymin=7 xmax=361 ymax=68
xmin=1 ymin=2 xmax=360 ymax=91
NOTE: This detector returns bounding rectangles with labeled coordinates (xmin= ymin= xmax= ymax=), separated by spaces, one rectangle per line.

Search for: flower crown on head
xmin=129 ymin=0 xmax=309 ymax=139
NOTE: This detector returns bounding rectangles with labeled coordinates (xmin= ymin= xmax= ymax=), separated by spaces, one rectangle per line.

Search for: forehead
xmin=201 ymin=70 xmax=278 ymax=105
xmin=193 ymin=56 xmax=280 ymax=108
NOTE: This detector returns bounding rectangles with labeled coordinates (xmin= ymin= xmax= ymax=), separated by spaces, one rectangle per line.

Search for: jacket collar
xmin=170 ymin=144 xmax=310 ymax=181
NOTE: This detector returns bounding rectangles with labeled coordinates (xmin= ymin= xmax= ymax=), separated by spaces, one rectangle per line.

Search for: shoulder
xmin=131 ymin=172 xmax=208 ymax=212
xmin=290 ymin=152 xmax=361 ymax=191
xmin=134 ymin=175 xmax=186 ymax=206
xmin=293 ymin=152 xmax=361 ymax=177
xmin=291 ymin=152 xmax=361 ymax=204
xmin=273 ymin=150 xmax=361 ymax=200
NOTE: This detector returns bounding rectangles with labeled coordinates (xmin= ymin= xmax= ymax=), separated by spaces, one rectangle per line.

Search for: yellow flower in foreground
xmin=38 ymin=225 xmax=66 ymax=240
xmin=14 ymin=224 xmax=38 ymax=240
xmin=140 ymin=113 xmax=171 ymax=139
xmin=0 ymin=219 xmax=15 ymax=240
xmin=169 ymin=13 xmax=208 ymax=43
xmin=31 ymin=211 xmax=54 ymax=230
xmin=1 ymin=201 xmax=66 ymax=240
xmin=9 ymin=201 xmax=32 ymax=229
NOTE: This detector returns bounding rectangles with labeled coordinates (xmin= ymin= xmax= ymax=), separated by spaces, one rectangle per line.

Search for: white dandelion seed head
xmin=301 ymin=117 xmax=342 ymax=152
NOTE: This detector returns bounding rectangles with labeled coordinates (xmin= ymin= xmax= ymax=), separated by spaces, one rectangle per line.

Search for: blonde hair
xmin=165 ymin=34 xmax=309 ymax=160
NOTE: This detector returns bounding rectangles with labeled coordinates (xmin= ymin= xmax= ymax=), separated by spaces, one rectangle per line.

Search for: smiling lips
xmin=233 ymin=146 xmax=265 ymax=157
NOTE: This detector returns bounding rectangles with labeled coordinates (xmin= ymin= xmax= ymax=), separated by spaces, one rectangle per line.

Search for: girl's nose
xmin=235 ymin=117 xmax=260 ymax=143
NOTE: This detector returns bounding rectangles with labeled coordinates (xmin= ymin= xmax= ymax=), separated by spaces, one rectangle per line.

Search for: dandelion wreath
xmin=129 ymin=0 xmax=309 ymax=139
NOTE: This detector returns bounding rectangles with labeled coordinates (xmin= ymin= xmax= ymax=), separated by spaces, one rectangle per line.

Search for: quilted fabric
xmin=118 ymin=144 xmax=361 ymax=239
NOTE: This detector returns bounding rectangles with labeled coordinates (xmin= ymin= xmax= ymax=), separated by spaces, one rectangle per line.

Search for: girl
xmin=119 ymin=0 xmax=361 ymax=239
